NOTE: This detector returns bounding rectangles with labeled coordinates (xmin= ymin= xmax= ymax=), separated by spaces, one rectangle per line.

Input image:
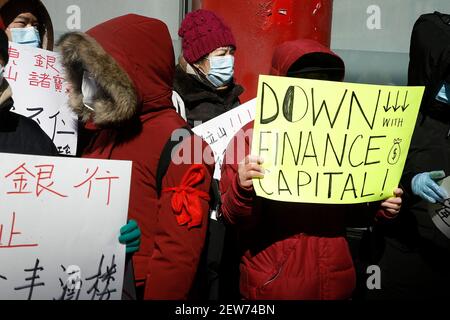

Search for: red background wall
xmin=197 ymin=0 xmax=334 ymax=102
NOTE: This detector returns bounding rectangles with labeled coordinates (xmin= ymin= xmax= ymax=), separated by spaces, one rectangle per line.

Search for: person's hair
xmin=0 ymin=0 xmax=44 ymax=37
xmin=1 ymin=0 xmax=40 ymax=23
xmin=0 ymin=28 xmax=9 ymax=65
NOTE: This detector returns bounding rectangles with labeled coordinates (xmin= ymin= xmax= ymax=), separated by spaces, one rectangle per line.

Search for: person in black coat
xmin=175 ymin=9 xmax=244 ymax=300
xmin=174 ymin=9 xmax=243 ymax=128
xmin=365 ymin=12 xmax=450 ymax=300
xmin=0 ymin=27 xmax=56 ymax=156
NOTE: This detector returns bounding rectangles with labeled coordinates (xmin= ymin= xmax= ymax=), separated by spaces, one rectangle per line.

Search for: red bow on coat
xmin=163 ymin=164 xmax=210 ymax=229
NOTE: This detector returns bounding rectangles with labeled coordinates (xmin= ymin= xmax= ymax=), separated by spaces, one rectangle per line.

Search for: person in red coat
xmin=220 ymin=39 xmax=403 ymax=300
xmin=57 ymin=14 xmax=214 ymax=299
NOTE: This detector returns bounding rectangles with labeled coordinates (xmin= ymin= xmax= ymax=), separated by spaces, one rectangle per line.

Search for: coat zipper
xmin=262 ymin=265 xmax=283 ymax=287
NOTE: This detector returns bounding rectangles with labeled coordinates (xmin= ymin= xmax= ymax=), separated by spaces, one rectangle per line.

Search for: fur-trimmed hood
xmin=57 ymin=14 xmax=175 ymax=127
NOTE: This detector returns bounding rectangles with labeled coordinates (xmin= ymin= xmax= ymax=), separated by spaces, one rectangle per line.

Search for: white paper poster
xmin=5 ymin=42 xmax=77 ymax=156
xmin=193 ymin=99 xmax=256 ymax=180
xmin=0 ymin=153 xmax=132 ymax=300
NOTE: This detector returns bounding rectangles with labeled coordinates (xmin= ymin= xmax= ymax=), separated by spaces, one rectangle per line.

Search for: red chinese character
xmin=29 ymin=72 xmax=40 ymax=86
xmin=74 ymin=167 xmax=99 ymax=199
xmin=34 ymin=54 xmax=45 ymax=68
xmin=53 ymin=75 xmax=64 ymax=92
xmin=0 ymin=212 xmax=39 ymax=249
xmin=5 ymin=65 xmax=18 ymax=82
xmin=35 ymin=165 xmax=68 ymax=198
xmin=4 ymin=163 xmax=35 ymax=195
xmin=74 ymin=167 xmax=119 ymax=206
xmin=39 ymin=73 xmax=51 ymax=89
xmin=46 ymin=55 xmax=59 ymax=73
xmin=8 ymin=47 xmax=19 ymax=59
xmin=95 ymin=172 xmax=120 ymax=206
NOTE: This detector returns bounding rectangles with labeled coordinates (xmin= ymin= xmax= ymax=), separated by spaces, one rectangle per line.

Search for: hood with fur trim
xmin=57 ymin=14 xmax=175 ymax=127
xmin=270 ymin=39 xmax=345 ymax=79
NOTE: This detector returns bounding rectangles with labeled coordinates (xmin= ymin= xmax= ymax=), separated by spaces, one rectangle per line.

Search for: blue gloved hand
xmin=119 ymin=220 xmax=141 ymax=254
xmin=411 ymin=170 xmax=448 ymax=203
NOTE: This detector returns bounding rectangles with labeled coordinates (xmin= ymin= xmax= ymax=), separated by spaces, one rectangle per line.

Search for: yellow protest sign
xmin=251 ymin=75 xmax=424 ymax=204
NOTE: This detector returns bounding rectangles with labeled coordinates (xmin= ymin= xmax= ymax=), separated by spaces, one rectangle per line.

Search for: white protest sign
xmin=0 ymin=153 xmax=131 ymax=300
xmin=193 ymin=99 xmax=256 ymax=180
xmin=5 ymin=42 xmax=77 ymax=156
xmin=429 ymin=176 xmax=450 ymax=239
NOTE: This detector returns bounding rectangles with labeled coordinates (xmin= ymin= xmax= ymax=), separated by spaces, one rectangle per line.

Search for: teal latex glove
xmin=411 ymin=170 xmax=448 ymax=203
xmin=119 ymin=220 xmax=141 ymax=254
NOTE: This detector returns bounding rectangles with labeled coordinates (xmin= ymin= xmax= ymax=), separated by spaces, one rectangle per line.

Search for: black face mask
xmin=291 ymin=72 xmax=331 ymax=81
xmin=287 ymin=69 xmax=343 ymax=82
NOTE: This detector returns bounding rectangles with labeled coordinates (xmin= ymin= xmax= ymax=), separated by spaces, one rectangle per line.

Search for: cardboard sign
xmin=251 ymin=75 xmax=424 ymax=204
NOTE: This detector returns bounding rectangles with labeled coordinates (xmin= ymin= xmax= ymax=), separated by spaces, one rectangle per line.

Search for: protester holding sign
xmin=0 ymin=28 xmax=56 ymax=155
xmin=174 ymin=9 xmax=244 ymax=128
xmin=367 ymin=12 xmax=450 ymax=300
xmin=175 ymin=9 xmax=245 ymax=300
xmin=0 ymin=0 xmax=53 ymax=50
xmin=58 ymin=14 xmax=214 ymax=300
xmin=220 ymin=39 xmax=403 ymax=300
xmin=0 ymin=27 xmax=139 ymax=300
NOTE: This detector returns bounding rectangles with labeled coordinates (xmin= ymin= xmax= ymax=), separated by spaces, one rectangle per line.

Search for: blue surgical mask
xmin=10 ymin=27 xmax=41 ymax=48
xmin=206 ymin=55 xmax=234 ymax=88
xmin=436 ymin=82 xmax=450 ymax=104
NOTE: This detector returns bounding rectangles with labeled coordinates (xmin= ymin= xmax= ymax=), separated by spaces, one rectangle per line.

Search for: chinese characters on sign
xmin=0 ymin=153 xmax=132 ymax=300
xmin=4 ymin=163 xmax=119 ymax=204
xmin=5 ymin=42 xmax=78 ymax=156
xmin=193 ymin=99 xmax=256 ymax=180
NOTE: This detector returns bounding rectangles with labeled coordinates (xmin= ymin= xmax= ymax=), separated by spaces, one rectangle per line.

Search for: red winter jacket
xmin=58 ymin=15 xmax=213 ymax=299
xmin=220 ymin=39 xmax=377 ymax=300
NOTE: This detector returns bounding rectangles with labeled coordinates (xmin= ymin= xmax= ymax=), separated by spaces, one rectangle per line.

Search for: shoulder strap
xmin=156 ymin=126 xmax=194 ymax=198
xmin=210 ymin=178 xmax=221 ymax=210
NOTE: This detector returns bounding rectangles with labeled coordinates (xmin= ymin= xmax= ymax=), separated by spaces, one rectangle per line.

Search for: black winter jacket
xmin=173 ymin=64 xmax=244 ymax=127
xmin=377 ymin=12 xmax=450 ymax=251
xmin=0 ymin=91 xmax=57 ymax=156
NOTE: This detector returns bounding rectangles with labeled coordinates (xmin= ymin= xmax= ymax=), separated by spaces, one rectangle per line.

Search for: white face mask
xmin=81 ymin=71 xmax=99 ymax=111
